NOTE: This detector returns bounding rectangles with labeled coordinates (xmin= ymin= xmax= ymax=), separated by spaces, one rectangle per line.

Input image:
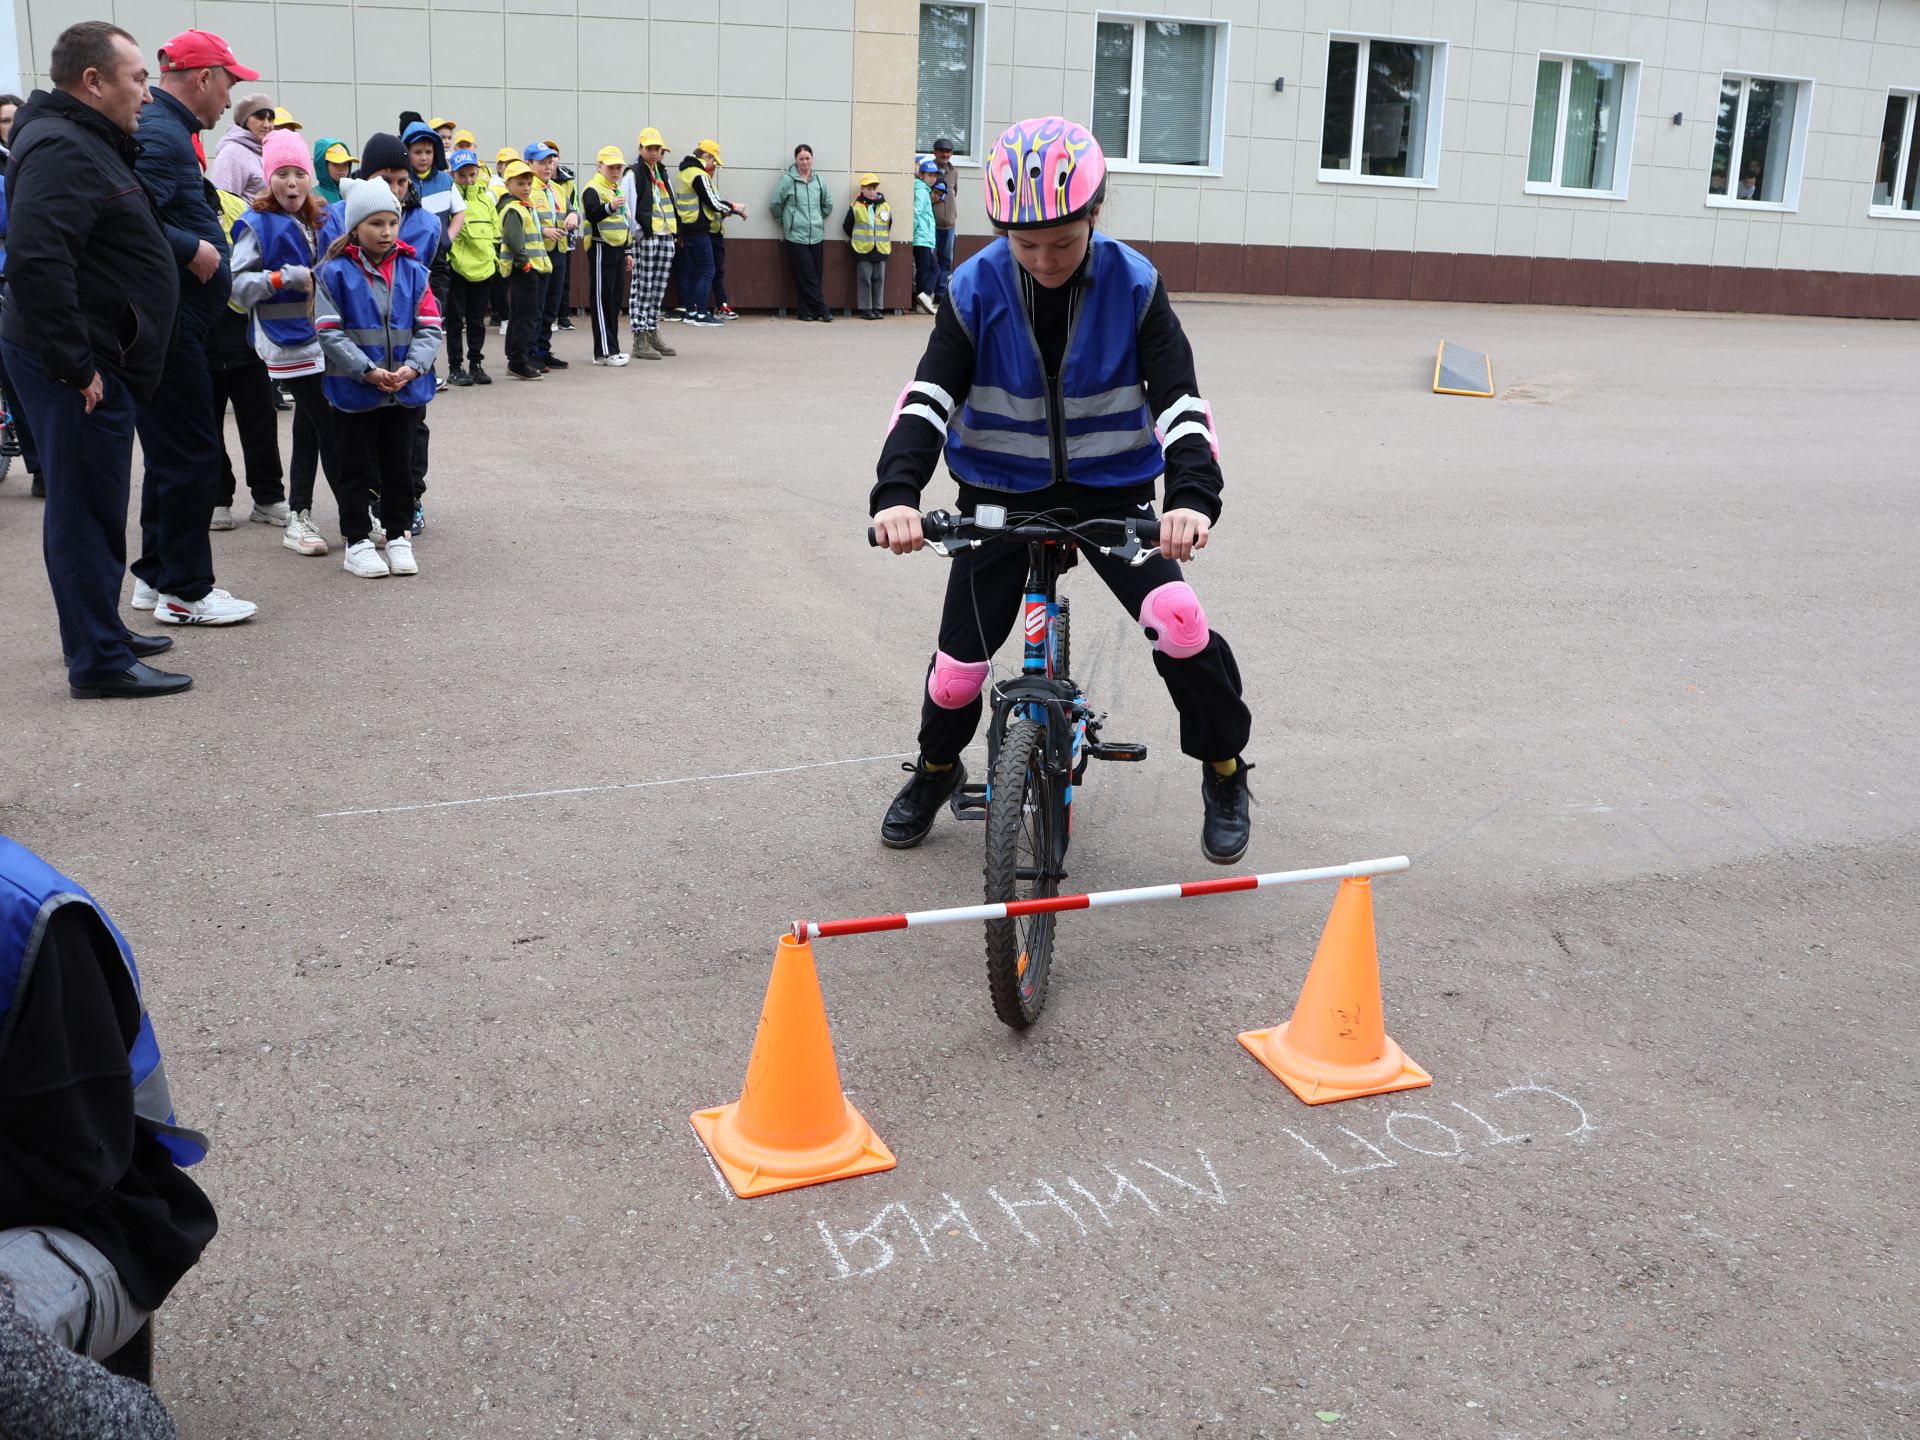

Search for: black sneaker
xmin=881 ymin=758 xmax=968 ymax=849
xmin=411 ymin=501 xmax=426 ymax=535
xmin=470 ymin=365 xmax=494 ymax=385
xmin=542 ymin=355 xmax=570 ymax=370
xmin=449 ymin=366 xmax=472 ymax=387
xmin=1200 ymin=759 xmax=1255 ymax=865
xmin=557 ymin=318 xmax=575 ymax=330
xmin=508 ymin=362 xmax=545 ymax=381
xmin=29 ymin=472 xmax=45 ymax=498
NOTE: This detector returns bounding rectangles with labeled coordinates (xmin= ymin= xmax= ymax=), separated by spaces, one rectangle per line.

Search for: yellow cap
xmin=502 ymin=159 xmax=535 ymax=181
xmin=596 ymin=145 xmax=625 ymax=166
xmin=323 ymin=142 xmax=354 ymax=164
xmin=496 ymin=146 xmax=519 ymax=165
xmin=636 ymin=127 xmax=666 ymax=149
xmin=542 ymin=138 xmax=560 ymax=153
xmin=272 ymin=107 xmax=301 ymax=129
xmin=859 ymin=172 xmax=879 ymax=186
xmin=696 ymin=138 xmax=723 ymax=165
xmin=453 ymin=128 xmax=475 ymax=147
xmin=430 ymin=117 xmax=453 ymax=130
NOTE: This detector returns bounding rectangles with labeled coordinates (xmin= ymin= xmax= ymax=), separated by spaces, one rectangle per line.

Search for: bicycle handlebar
xmin=867 ymin=509 xmax=1161 ymax=551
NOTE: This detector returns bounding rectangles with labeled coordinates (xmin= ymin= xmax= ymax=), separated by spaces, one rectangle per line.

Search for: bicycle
xmin=869 ymin=505 xmax=1161 ymax=1029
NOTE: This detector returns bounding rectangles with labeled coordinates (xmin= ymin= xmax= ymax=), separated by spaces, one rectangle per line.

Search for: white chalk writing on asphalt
xmin=802 ymin=1082 xmax=1596 ymax=1282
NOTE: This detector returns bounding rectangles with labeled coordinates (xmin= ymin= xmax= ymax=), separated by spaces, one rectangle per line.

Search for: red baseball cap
xmin=157 ymin=30 xmax=260 ymax=82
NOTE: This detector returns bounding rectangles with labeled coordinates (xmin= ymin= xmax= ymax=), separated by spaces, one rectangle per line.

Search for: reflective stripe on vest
xmin=851 ymin=200 xmax=892 ymax=255
xmin=942 ymin=234 xmax=1164 ymax=493
xmin=673 ymin=165 xmax=701 ymax=225
xmin=0 ymin=836 xmax=208 ymax=1168
xmin=586 ymin=178 xmax=630 ymax=247
xmin=647 ymin=168 xmax=677 ymax=235
xmin=239 ymin=208 xmax=320 ymax=344
xmin=318 ymin=251 xmax=438 ymax=413
xmin=497 ymin=198 xmax=552 ymax=274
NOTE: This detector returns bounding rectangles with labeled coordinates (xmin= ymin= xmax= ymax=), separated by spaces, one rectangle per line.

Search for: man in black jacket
xmin=0 ymin=22 xmax=192 ymax=698
xmin=126 ymin=28 xmax=260 ymax=628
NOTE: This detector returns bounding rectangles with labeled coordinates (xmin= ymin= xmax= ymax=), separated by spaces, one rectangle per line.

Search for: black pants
xmin=913 ymin=245 xmax=936 ymax=299
xmin=2 ymin=338 xmax=138 ymax=685
xmin=542 ymin=249 xmax=571 ymax=332
xmin=212 ymin=359 xmax=285 ymax=507
xmin=427 ymin=270 xmax=450 ymax=377
xmin=410 ymin=412 xmax=430 ymax=502
xmin=785 ymin=240 xmax=827 ymax=318
xmin=506 ymin=268 xmax=540 ymax=368
xmin=332 ymin=404 xmax=422 ymax=545
xmin=445 ymin=274 xmax=490 ymax=369
xmin=710 ymin=230 xmax=729 ymax=308
xmin=282 ymin=374 xmax=343 ymax=523
xmin=531 ymin=271 xmax=553 ymax=358
xmin=589 ymin=244 xmax=627 ymax=357
xmin=489 ymin=272 xmax=508 ymax=324
xmin=132 ymin=317 xmax=220 ymax=603
xmin=916 ymin=498 xmax=1252 ymax=767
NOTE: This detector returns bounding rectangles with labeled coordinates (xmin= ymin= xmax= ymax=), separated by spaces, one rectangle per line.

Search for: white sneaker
xmin=592 ymin=355 xmax=615 ymax=365
xmin=384 ymin=535 xmax=418 ymax=576
xmin=209 ymin=505 xmax=236 ymax=531
xmin=284 ymin=510 xmax=329 ymax=556
xmin=914 ymin=292 xmax=937 ymax=315
xmin=251 ymin=500 xmax=291 ymax=527
xmin=343 ymin=540 xmax=390 ymax=578
xmin=131 ymin=579 xmax=158 ymax=611
xmin=609 ymin=352 xmax=629 ymax=366
xmin=156 ymin=587 xmax=257 ymax=625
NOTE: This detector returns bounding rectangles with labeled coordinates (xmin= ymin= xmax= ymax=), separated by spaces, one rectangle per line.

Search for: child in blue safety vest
xmin=314 ymin=178 xmax=442 ymax=580
xmin=869 ymin=116 xmax=1255 ymax=865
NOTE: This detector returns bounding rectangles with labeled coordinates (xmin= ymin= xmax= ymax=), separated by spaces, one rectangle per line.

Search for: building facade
xmin=12 ymin=0 xmax=1920 ymax=316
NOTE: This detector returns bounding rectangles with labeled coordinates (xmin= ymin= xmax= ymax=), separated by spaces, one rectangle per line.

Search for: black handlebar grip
xmin=867 ymin=527 xmax=879 ymax=547
xmin=1135 ymin=518 xmax=1161 ymax=544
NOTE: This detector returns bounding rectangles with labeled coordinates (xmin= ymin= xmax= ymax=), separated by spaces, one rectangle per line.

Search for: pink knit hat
xmin=262 ymin=130 xmax=312 ymax=182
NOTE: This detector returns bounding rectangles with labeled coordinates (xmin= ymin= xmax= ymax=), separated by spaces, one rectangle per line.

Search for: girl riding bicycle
xmin=871 ymin=116 xmax=1254 ymax=865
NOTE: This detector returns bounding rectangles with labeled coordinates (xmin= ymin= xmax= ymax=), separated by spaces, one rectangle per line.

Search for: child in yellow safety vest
xmin=445 ymin=149 xmax=500 ymax=385
xmin=842 ymin=173 xmax=893 ymax=320
xmin=495 ymin=159 xmax=552 ymax=381
xmin=579 ymin=146 xmax=632 ymax=364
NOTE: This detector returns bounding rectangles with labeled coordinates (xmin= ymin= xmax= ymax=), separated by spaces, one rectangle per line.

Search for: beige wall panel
xmin=782 ymin=97 xmax=856 ymax=163
xmin=1103 ymin=177 xmax=1159 ymax=239
xmin=1011 ymin=6 xmax=1067 ymax=68
xmin=273 ymin=3 xmax=356 ymax=85
xmin=1243 ymin=186 xmax=1294 ymax=244
xmin=855 ymin=0 xmax=920 ymax=34
xmin=718 ymin=95 xmax=794 ymax=168
xmin=855 ymin=31 xmax=918 ymax=106
xmin=648 ymin=94 xmax=722 ymax=149
xmin=578 ymin=15 xmax=648 ymax=92
xmin=576 ymin=89 xmax=644 ymax=156
xmin=427 ymin=88 xmax=507 ymax=150
xmin=350 ymin=9 xmax=430 ymax=85
xmin=720 ymin=22 xmax=788 ymax=99
xmin=795 ymin=0 xmax=856 ymax=31
xmin=504 ymin=0 xmax=574 ymax=17
xmin=1198 ymin=184 xmax=1249 ymax=243
xmin=788 ymin=26 xmax=854 ymax=101
xmin=723 ymin=0 xmax=790 ymax=25
xmin=502 ymin=85 xmax=578 ymax=152
xmin=430 ymin=9 xmax=506 ymax=88
xmin=195 ymin=0 xmax=281 ymax=75
xmin=502 ymin=12 xmax=577 ymax=89
xmin=652 ymin=19 xmax=720 ymax=93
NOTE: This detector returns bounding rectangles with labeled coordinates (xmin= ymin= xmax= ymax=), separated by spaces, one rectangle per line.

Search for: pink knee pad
xmin=1139 ymin=582 xmax=1209 ymax=659
xmin=928 ymin=651 xmax=991 ymax=709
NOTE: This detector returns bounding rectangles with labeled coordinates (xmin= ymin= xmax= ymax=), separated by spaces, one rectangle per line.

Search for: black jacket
xmin=0 ymin=89 xmax=179 ymax=398
xmin=133 ymin=87 xmax=231 ymax=332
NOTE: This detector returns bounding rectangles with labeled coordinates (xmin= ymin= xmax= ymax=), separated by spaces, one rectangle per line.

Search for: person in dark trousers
xmin=495 ymin=159 xmax=549 ymax=380
xmin=208 ymin=185 xmax=287 ymax=531
xmin=0 ymin=96 xmax=46 ymax=499
xmin=870 ymin=117 xmax=1254 ymax=864
xmin=0 ymin=834 xmax=217 ymax=1390
xmin=929 ymin=136 xmax=959 ymax=302
xmin=770 ymin=143 xmax=833 ymax=321
xmin=0 ymin=22 xmax=193 ymax=698
xmin=444 ymin=148 xmax=498 ymax=384
xmin=842 ymin=171 xmax=892 ymax=318
xmin=580 ymin=145 xmax=631 ymax=363
xmin=128 ymin=27 xmax=260 ymax=627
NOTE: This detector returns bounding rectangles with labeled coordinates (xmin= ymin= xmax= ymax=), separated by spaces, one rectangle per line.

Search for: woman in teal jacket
xmin=769 ymin=144 xmax=833 ymax=321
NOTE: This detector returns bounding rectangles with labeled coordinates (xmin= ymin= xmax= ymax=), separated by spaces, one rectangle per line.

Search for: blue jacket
xmin=942 ymin=234 xmax=1164 ymax=493
xmin=133 ymin=88 xmax=231 ymax=331
xmin=0 ymin=836 xmax=207 ymax=1170
xmin=314 ymin=242 xmax=441 ymax=411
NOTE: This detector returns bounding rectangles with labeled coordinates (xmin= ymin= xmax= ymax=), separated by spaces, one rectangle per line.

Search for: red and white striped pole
xmin=793 ymin=855 xmax=1410 ymax=941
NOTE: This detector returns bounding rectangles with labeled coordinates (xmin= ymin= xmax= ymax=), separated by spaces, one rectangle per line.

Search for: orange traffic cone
xmin=1238 ymin=876 xmax=1431 ymax=1104
xmin=692 ymin=933 xmax=896 ymax=1198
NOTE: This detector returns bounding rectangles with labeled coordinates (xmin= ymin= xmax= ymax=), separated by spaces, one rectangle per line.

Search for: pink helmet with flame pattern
xmin=983 ymin=116 xmax=1106 ymax=229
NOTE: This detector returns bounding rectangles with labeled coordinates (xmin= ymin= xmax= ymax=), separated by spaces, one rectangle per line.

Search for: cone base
xmin=691 ymin=1101 xmax=897 ymax=1199
xmin=1238 ymin=1023 xmax=1433 ymax=1106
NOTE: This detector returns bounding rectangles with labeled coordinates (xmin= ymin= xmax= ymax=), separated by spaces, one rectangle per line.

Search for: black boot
xmin=1200 ymin=759 xmax=1255 ymax=865
xmin=881 ymin=758 xmax=967 ymax=849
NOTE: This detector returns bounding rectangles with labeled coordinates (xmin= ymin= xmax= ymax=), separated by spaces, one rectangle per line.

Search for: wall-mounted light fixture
xmin=1672 ymin=111 xmax=1684 ymax=125
xmin=1274 ymin=76 xmax=1285 ymax=92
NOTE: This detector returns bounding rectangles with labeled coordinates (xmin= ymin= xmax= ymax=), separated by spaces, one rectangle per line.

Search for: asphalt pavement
xmin=0 ymin=296 xmax=1914 ymax=1439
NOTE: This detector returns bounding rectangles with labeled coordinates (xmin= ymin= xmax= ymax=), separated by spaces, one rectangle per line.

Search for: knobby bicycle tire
xmin=984 ymin=716 xmax=1061 ymax=1028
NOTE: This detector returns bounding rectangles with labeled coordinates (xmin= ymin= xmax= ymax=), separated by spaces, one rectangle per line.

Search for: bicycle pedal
xmin=950 ymin=783 xmax=988 ymax=820
xmin=1087 ymin=740 xmax=1148 ymax=762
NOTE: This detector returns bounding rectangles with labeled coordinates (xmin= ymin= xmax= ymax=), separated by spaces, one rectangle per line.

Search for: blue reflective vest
xmin=0 ymin=836 xmax=207 ymax=1169
xmin=237 ymin=208 xmax=319 ymax=347
xmin=943 ymin=234 xmax=1164 ymax=493
xmin=318 ymin=199 xmax=440 ymax=270
xmin=317 ymin=248 xmax=437 ymax=413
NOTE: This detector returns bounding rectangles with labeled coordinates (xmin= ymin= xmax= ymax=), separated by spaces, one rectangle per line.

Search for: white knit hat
xmin=339 ymin=176 xmax=400 ymax=235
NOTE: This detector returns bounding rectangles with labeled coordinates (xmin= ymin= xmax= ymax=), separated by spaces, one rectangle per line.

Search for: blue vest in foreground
xmin=317 ymin=250 xmax=437 ymax=412
xmin=238 ymin=208 xmax=320 ymax=347
xmin=0 ymin=836 xmax=208 ymax=1169
xmin=944 ymin=233 xmax=1163 ymax=492
xmin=318 ymin=201 xmax=440 ymax=270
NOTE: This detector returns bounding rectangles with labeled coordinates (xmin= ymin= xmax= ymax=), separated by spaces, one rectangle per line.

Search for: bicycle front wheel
xmin=984 ymin=716 xmax=1062 ymax=1028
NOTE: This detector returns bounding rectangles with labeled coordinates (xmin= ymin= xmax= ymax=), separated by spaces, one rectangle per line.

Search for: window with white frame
xmin=1091 ymin=16 xmax=1228 ymax=170
xmin=1320 ymin=35 xmax=1447 ymax=185
xmin=1527 ymin=55 xmax=1640 ymax=197
xmin=1872 ymin=91 xmax=1920 ymax=216
xmin=1708 ymin=73 xmax=1812 ymax=208
xmin=917 ymin=3 xmax=984 ymax=159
